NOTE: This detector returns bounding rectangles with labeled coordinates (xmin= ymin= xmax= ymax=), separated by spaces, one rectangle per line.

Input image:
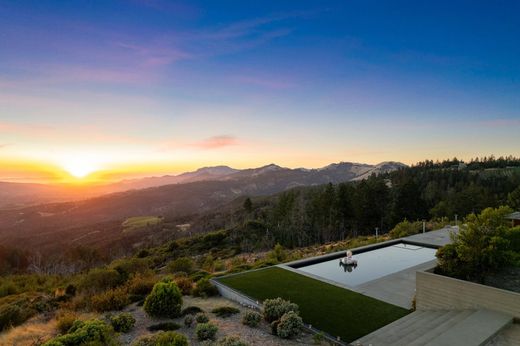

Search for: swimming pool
xmin=293 ymin=243 xmax=437 ymax=287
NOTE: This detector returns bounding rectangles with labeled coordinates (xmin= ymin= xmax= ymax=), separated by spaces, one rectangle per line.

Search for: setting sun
xmin=60 ymin=157 xmax=100 ymax=179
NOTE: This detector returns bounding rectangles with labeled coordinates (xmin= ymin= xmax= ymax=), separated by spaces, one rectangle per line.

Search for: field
xmin=122 ymin=216 xmax=163 ymax=233
xmin=218 ymin=267 xmax=409 ymax=343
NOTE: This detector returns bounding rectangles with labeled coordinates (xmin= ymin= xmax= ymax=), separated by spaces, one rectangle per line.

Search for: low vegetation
xmin=143 ymin=281 xmax=183 ymax=318
xmin=218 ymin=267 xmax=409 ymax=342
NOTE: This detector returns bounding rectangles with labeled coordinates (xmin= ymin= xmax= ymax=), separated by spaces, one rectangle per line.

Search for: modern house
xmin=505 ymin=211 xmax=520 ymax=227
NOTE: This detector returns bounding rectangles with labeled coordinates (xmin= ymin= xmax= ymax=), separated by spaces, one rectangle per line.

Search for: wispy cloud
xmin=192 ymin=135 xmax=239 ymax=149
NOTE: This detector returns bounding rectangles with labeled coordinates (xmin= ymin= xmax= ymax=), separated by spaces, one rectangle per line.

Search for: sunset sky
xmin=1 ymin=1 xmax=519 ymax=183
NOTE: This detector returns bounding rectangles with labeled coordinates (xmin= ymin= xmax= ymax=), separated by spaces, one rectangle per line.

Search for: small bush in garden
xmin=217 ymin=335 xmax=249 ymax=346
xmin=147 ymin=321 xmax=181 ymax=331
xmin=132 ymin=331 xmax=188 ymax=346
xmin=168 ymin=257 xmax=195 ymax=274
xmin=91 ymin=286 xmax=130 ymax=312
xmin=110 ymin=312 xmax=136 ymax=333
xmin=143 ymin=281 xmax=182 ymax=318
xmin=195 ymin=322 xmax=218 ymax=341
xmin=276 ymin=311 xmax=303 ymax=339
xmin=189 ymin=270 xmax=211 ymax=282
xmin=0 ymin=303 xmax=35 ymax=331
xmin=184 ymin=314 xmax=194 ymax=327
xmin=181 ymin=305 xmax=203 ymax=316
xmin=211 ymin=306 xmax=240 ymax=318
xmin=270 ymin=319 xmax=281 ymax=335
xmin=192 ymin=278 xmax=218 ymax=298
xmin=195 ymin=312 xmax=209 ymax=323
xmin=42 ymin=319 xmax=116 ymax=346
xmin=242 ymin=310 xmax=261 ymax=327
xmin=55 ymin=310 xmax=77 ymax=334
xmin=174 ymin=276 xmax=193 ymax=295
xmin=263 ymin=297 xmax=299 ymax=323
xmin=313 ymin=331 xmax=325 ymax=345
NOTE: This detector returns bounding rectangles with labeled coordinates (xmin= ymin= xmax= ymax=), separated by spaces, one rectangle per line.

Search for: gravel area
xmin=484 ymin=266 xmax=520 ymax=293
xmin=120 ymin=296 xmax=321 ymax=345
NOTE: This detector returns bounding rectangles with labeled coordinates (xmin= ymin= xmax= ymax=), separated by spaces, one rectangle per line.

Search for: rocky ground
xmin=484 ymin=266 xmax=520 ymax=293
xmin=121 ymin=296 xmax=320 ymax=345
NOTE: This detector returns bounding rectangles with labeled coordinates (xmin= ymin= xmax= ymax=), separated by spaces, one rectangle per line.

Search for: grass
xmin=218 ymin=267 xmax=409 ymax=343
xmin=122 ymin=216 xmax=162 ymax=233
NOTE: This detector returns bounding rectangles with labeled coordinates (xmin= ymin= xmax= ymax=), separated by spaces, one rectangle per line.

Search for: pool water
xmin=295 ymin=243 xmax=437 ymax=287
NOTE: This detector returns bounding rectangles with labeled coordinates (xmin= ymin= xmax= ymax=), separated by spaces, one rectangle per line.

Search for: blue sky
xmin=0 ymin=0 xmax=519 ymax=182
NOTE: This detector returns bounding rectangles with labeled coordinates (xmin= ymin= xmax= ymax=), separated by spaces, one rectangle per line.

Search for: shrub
xmin=0 ymin=304 xmax=33 ymax=331
xmin=167 ymin=257 xmax=195 ymax=274
xmin=154 ymin=331 xmax=189 ymax=346
xmin=389 ymin=220 xmax=422 ymax=239
xmin=192 ymin=278 xmax=218 ymax=298
xmin=184 ymin=314 xmax=194 ymax=327
xmin=110 ymin=312 xmax=135 ymax=333
xmin=212 ymin=306 xmax=240 ymax=318
xmin=143 ymin=281 xmax=182 ymax=318
xmin=111 ymin=257 xmax=150 ymax=281
xmin=91 ymin=286 xmax=130 ymax=312
xmin=217 ymin=335 xmax=249 ymax=346
xmin=242 ymin=310 xmax=261 ymax=327
xmin=195 ymin=312 xmax=209 ymax=323
xmin=181 ymin=305 xmax=203 ymax=316
xmin=276 ymin=311 xmax=303 ymax=339
xmin=173 ymin=276 xmax=193 ymax=295
xmin=127 ymin=274 xmax=156 ymax=296
xmin=195 ymin=322 xmax=218 ymax=341
xmin=56 ymin=310 xmax=77 ymax=334
xmin=263 ymin=297 xmax=299 ymax=323
xmin=147 ymin=321 xmax=181 ymax=331
xmin=189 ymin=270 xmax=211 ymax=282
xmin=313 ymin=332 xmax=325 ymax=345
xmin=42 ymin=319 xmax=116 ymax=346
xmin=78 ymin=268 xmax=124 ymax=293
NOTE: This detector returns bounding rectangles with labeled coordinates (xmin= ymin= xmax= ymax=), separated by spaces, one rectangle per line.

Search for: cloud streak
xmin=192 ymin=135 xmax=239 ymax=149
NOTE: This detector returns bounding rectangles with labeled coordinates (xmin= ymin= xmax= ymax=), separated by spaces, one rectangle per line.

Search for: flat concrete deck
xmin=404 ymin=226 xmax=459 ymax=247
xmin=354 ymin=260 xmax=437 ymax=309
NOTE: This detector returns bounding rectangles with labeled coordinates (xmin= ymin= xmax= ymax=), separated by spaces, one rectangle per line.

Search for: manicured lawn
xmin=218 ymin=267 xmax=409 ymax=343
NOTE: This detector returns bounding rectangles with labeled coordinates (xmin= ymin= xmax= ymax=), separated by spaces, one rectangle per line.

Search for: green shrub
xmin=192 ymin=278 xmax=218 ymax=298
xmin=173 ymin=276 xmax=193 ymax=295
xmin=56 ymin=310 xmax=77 ymax=334
xmin=91 ymin=286 xmax=130 ymax=312
xmin=0 ymin=282 xmax=18 ymax=298
xmin=132 ymin=331 xmax=189 ymax=346
xmin=143 ymin=281 xmax=182 ymax=318
xmin=263 ymin=297 xmax=299 ymax=323
xmin=242 ymin=310 xmax=261 ymax=327
xmin=42 ymin=319 xmax=116 ymax=346
xmin=217 ymin=335 xmax=249 ymax=346
xmin=212 ymin=306 xmax=240 ymax=318
xmin=109 ymin=312 xmax=135 ymax=333
xmin=147 ymin=321 xmax=180 ymax=331
xmin=127 ymin=275 xmax=156 ymax=296
xmin=181 ymin=305 xmax=203 ymax=316
xmin=111 ymin=257 xmax=150 ymax=281
xmin=79 ymin=268 xmax=124 ymax=293
xmin=312 ymin=331 xmax=325 ymax=344
xmin=195 ymin=312 xmax=209 ymax=323
xmin=195 ymin=322 xmax=218 ymax=341
xmin=189 ymin=270 xmax=211 ymax=282
xmin=389 ymin=220 xmax=422 ymax=239
xmin=276 ymin=311 xmax=303 ymax=339
xmin=184 ymin=314 xmax=194 ymax=327
xmin=0 ymin=304 xmax=33 ymax=330
xmin=167 ymin=257 xmax=195 ymax=274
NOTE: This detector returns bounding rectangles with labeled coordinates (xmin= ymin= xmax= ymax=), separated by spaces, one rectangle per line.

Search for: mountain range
xmin=0 ymin=161 xmax=405 ymax=252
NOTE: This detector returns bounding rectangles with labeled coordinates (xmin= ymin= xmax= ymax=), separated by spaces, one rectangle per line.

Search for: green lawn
xmin=122 ymin=216 xmax=162 ymax=233
xmin=218 ymin=267 xmax=409 ymax=342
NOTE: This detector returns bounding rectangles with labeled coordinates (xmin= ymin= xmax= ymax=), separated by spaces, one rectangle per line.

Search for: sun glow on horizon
xmin=59 ymin=156 xmax=101 ymax=179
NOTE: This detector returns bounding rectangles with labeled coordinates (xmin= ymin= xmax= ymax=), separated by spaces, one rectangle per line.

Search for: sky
xmin=1 ymin=0 xmax=519 ymax=183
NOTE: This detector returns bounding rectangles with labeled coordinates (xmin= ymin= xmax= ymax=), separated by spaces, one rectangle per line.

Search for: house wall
xmin=416 ymin=270 xmax=520 ymax=318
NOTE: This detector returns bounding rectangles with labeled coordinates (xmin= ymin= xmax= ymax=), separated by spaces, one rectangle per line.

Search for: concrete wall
xmin=210 ymin=279 xmax=261 ymax=309
xmin=416 ymin=271 xmax=520 ymax=318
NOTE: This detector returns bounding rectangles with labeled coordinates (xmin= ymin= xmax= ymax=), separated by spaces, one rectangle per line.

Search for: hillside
xmin=0 ymin=161 xmax=405 ymax=253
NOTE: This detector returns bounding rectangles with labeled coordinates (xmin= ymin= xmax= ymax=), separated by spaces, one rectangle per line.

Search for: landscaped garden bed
xmin=217 ymin=267 xmax=409 ymax=343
